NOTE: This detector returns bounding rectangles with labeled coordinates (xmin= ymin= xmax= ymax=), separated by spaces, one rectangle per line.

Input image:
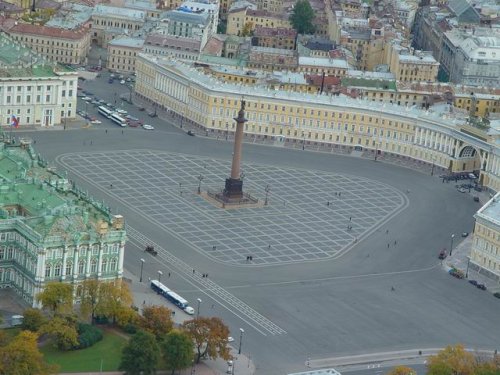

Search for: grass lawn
xmin=41 ymin=330 xmax=128 ymax=372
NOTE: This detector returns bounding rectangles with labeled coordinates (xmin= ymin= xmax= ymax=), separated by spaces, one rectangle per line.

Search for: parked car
xmin=120 ymin=80 xmax=125 ymax=84
xmin=138 ymin=106 xmax=145 ymax=111
xmin=147 ymin=111 xmax=157 ymax=117
xmin=91 ymin=120 xmax=102 ymax=124
xmin=474 ymin=186 xmax=483 ymax=192
xmin=474 ymin=196 xmax=480 ymax=202
xmin=438 ymin=250 xmax=447 ymax=260
xmin=108 ymin=78 xmax=114 ymax=84
xmin=457 ymin=187 xmax=467 ymax=193
xmin=468 ymin=280 xmax=478 ymax=286
xmin=449 ymin=268 xmax=464 ymax=279
xmin=476 ymin=283 xmax=487 ymax=290
xmin=128 ymin=121 xmax=140 ymax=127
xmin=142 ymin=124 xmax=154 ymax=130
xmin=494 ymin=292 xmax=500 ymax=299
xmin=187 ymin=130 xmax=195 ymax=136
xmin=461 ymin=232 xmax=469 ymax=237
xmin=116 ymin=109 xmax=127 ymax=115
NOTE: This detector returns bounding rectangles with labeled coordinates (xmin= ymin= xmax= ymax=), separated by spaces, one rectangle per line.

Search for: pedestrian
xmin=90 ymin=140 xmax=93 ymax=145
xmin=327 ymin=201 xmax=330 ymax=206
xmin=391 ymin=286 xmax=395 ymax=291
xmin=386 ymin=229 xmax=389 ymax=234
xmin=339 ymin=192 xmax=341 ymax=197
xmin=387 ymin=243 xmax=390 ymax=248
xmin=168 ymin=272 xmax=171 ymax=278
xmin=143 ymin=300 xmax=145 ymax=305
xmin=349 ymin=216 xmax=352 ymax=221
xmin=213 ymin=245 xmax=216 ymax=250
xmin=33 ymin=140 xmax=36 ymax=144
xmin=105 ymin=129 xmax=108 ymax=134
xmin=268 ymin=244 xmax=271 ymax=249
xmin=193 ymin=269 xmax=195 ymax=274
xmin=110 ymin=184 xmax=113 ymax=189
xmin=394 ymin=240 xmax=397 ymax=245
xmin=211 ymin=304 xmax=215 ymax=309
xmin=121 ymin=130 xmax=124 ymax=134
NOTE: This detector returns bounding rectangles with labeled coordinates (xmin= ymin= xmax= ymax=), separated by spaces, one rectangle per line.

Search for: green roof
xmin=341 ymin=77 xmax=397 ymax=91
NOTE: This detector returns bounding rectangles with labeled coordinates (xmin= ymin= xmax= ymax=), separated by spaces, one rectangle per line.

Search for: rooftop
xmin=93 ymin=4 xmax=146 ymax=21
xmin=108 ymin=37 xmax=145 ymax=49
xmin=145 ymin=33 xmax=201 ymax=50
xmin=254 ymin=26 xmax=297 ymax=38
xmin=162 ymin=9 xmax=209 ymax=24
xmin=251 ymin=45 xmax=296 ymax=56
xmin=45 ymin=3 xmax=93 ymax=29
xmin=299 ymin=56 xmax=350 ymax=69
xmin=342 ymin=76 xmax=397 ymax=90
xmin=477 ymin=192 xmax=500 ymax=227
xmin=8 ymin=23 xmax=89 ymax=40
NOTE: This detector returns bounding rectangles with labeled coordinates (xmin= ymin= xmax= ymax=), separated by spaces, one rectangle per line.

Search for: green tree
xmin=427 ymin=345 xmax=476 ymax=375
xmin=162 ymin=329 xmax=194 ymax=375
xmin=22 ymin=308 xmax=46 ymax=332
xmin=289 ymin=0 xmax=315 ymax=34
xmin=36 ymin=282 xmax=73 ymax=317
xmin=119 ymin=330 xmax=160 ymax=375
xmin=140 ymin=305 xmax=173 ymax=339
xmin=79 ymin=279 xmax=102 ymax=323
xmin=474 ymin=362 xmax=500 ymax=375
xmin=0 ymin=330 xmax=58 ymax=375
xmin=241 ymin=22 xmax=254 ymax=37
xmin=97 ymin=281 xmax=133 ymax=324
xmin=388 ymin=366 xmax=417 ymax=375
xmin=182 ymin=317 xmax=231 ymax=363
xmin=40 ymin=316 xmax=79 ymax=351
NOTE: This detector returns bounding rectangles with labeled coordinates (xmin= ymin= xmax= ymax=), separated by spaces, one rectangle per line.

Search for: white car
xmin=142 ymin=124 xmax=154 ymax=130
xmin=116 ymin=109 xmax=127 ymax=115
xmin=184 ymin=306 xmax=194 ymax=315
xmin=227 ymin=336 xmax=234 ymax=343
xmin=120 ymin=80 xmax=125 ymax=84
xmin=91 ymin=120 xmax=102 ymax=124
xmin=81 ymin=96 xmax=92 ymax=101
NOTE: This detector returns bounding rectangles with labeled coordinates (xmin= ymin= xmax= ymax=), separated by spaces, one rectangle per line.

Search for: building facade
xmin=107 ymin=37 xmax=145 ymax=73
xmin=471 ymin=193 xmax=500 ymax=281
xmin=253 ymin=26 xmax=296 ymax=50
xmin=0 ymin=34 xmax=78 ymax=128
xmin=0 ymin=140 xmax=126 ymax=307
xmin=6 ymin=24 xmax=91 ymax=65
xmin=134 ymin=53 xmax=500 ymax=193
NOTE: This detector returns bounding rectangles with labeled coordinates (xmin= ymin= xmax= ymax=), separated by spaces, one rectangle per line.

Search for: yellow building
xmin=6 ymin=24 xmax=91 ymax=65
xmin=253 ymin=26 xmax=296 ymax=50
xmin=227 ymin=7 xmax=291 ymax=36
xmin=386 ymin=44 xmax=440 ymax=83
xmin=107 ymin=37 xmax=145 ymax=74
xmin=471 ymin=193 xmax=500 ymax=281
xmin=135 ymin=53 xmax=500 ymax=192
xmin=454 ymin=92 xmax=500 ymax=119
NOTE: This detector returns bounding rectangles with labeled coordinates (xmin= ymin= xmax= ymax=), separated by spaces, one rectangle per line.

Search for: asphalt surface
xmin=15 ymin=72 xmax=500 ymax=375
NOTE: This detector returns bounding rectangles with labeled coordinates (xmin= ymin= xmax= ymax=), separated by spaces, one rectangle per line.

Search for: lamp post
xmin=449 ymin=234 xmax=455 ymax=256
xmin=465 ymin=256 xmax=471 ymax=278
xmin=431 ymin=156 xmax=436 ymax=176
xmin=197 ymin=174 xmax=204 ymax=194
xmin=226 ymin=123 xmax=229 ymax=140
xmin=196 ymin=298 xmax=202 ymax=318
xmin=238 ymin=328 xmax=244 ymax=354
xmin=302 ymin=132 xmax=305 ymax=150
xmin=139 ymin=258 xmax=145 ymax=283
xmin=158 ymin=270 xmax=163 ymax=284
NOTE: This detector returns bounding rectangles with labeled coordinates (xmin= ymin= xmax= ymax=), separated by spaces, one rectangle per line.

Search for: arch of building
xmin=135 ymin=54 xmax=500 ymax=193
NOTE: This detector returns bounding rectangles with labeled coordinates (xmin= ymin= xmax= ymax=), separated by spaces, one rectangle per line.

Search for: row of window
xmin=14 ymin=35 xmax=78 ymax=48
xmin=45 ymin=257 xmax=118 ymax=278
xmin=45 ymin=243 xmax=120 ymax=259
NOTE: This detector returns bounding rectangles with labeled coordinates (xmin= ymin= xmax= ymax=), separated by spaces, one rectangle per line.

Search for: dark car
xmin=108 ymin=78 xmax=114 ymax=84
xmin=145 ymin=245 xmax=158 ymax=256
xmin=147 ymin=111 xmax=157 ymax=117
xmin=138 ymin=106 xmax=145 ymax=111
xmin=474 ymin=186 xmax=483 ymax=192
xmin=474 ymin=196 xmax=480 ymax=202
xmin=438 ymin=250 xmax=447 ymax=260
xmin=449 ymin=268 xmax=464 ymax=279
xmin=494 ymin=292 xmax=500 ymax=299
xmin=468 ymin=280 xmax=478 ymax=286
xmin=476 ymin=283 xmax=487 ymax=290
xmin=461 ymin=232 xmax=469 ymax=237
xmin=187 ymin=130 xmax=195 ymax=136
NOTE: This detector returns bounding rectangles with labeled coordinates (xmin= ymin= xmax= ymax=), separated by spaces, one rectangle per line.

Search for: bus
xmin=97 ymin=106 xmax=113 ymax=119
xmin=110 ymin=113 xmax=127 ymax=127
xmin=150 ymin=280 xmax=195 ymax=315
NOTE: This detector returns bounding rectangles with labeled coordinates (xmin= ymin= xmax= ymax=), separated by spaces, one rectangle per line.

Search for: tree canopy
xmin=22 ymin=308 xmax=46 ymax=332
xmin=182 ymin=317 xmax=231 ymax=363
xmin=119 ymin=330 xmax=160 ymax=375
xmin=162 ymin=329 xmax=194 ymax=375
xmin=289 ymin=0 xmax=315 ymax=34
xmin=388 ymin=366 xmax=417 ymax=375
xmin=140 ymin=305 xmax=174 ymax=339
xmin=36 ymin=282 xmax=73 ymax=317
xmin=0 ymin=330 xmax=58 ymax=375
xmin=96 ymin=281 xmax=133 ymax=324
xmin=40 ymin=316 xmax=79 ymax=351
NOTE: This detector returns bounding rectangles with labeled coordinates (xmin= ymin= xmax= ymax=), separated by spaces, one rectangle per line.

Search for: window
xmin=101 ymin=259 xmax=107 ymax=272
xmin=66 ymin=262 xmax=72 ymax=276
xmin=54 ymin=263 xmax=61 ymax=277
xmin=45 ymin=264 xmax=51 ymax=278
xmin=91 ymin=259 xmax=97 ymax=273
xmin=78 ymin=260 xmax=85 ymax=274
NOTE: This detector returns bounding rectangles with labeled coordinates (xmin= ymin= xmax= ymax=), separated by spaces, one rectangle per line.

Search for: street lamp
xmin=196 ymin=298 xmax=202 ymax=318
xmin=139 ymin=258 xmax=145 ymax=283
xmin=238 ymin=328 xmax=244 ymax=354
xmin=226 ymin=123 xmax=229 ymax=140
xmin=302 ymin=132 xmax=305 ymax=150
xmin=449 ymin=234 xmax=455 ymax=256
xmin=197 ymin=174 xmax=204 ymax=194
xmin=465 ymin=256 xmax=471 ymax=278
xmin=431 ymin=156 xmax=436 ymax=176
xmin=158 ymin=270 xmax=163 ymax=284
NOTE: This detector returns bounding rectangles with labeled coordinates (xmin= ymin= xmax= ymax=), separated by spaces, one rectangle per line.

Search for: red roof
xmin=254 ymin=26 xmax=296 ymax=38
xmin=8 ymin=23 xmax=89 ymax=40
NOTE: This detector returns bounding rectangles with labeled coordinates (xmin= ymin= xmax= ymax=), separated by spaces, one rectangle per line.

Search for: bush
xmin=123 ymin=323 xmax=138 ymax=335
xmin=22 ymin=308 xmax=46 ymax=332
xmin=77 ymin=323 xmax=103 ymax=349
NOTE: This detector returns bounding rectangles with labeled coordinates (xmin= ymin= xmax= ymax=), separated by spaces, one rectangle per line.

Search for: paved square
xmin=60 ymin=150 xmax=407 ymax=265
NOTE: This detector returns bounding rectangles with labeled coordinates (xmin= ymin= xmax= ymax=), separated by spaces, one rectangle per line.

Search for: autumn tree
xmin=119 ymin=330 xmax=160 ymax=375
xmin=162 ymin=329 xmax=194 ymax=375
xmin=388 ymin=366 xmax=417 ymax=375
xmin=40 ymin=316 xmax=79 ymax=351
xmin=0 ymin=330 xmax=58 ymax=375
xmin=22 ymin=308 xmax=46 ymax=332
xmin=37 ymin=282 xmax=73 ymax=317
xmin=79 ymin=279 xmax=102 ymax=323
xmin=140 ymin=305 xmax=174 ymax=339
xmin=97 ymin=281 xmax=133 ymax=324
xmin=182 ymin=317 xmax=231 ymax=363
xmin=241 ymin=22 xmax=254 ymax=37
xmin=289 ymin=0 xmax=315 ymax=34
xmin=427 ymin=345 xmax=476 ymax=375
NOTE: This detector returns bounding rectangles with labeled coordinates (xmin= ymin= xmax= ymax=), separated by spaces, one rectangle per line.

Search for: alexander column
xmin=223 ymin=99 xmax=247 ymax=199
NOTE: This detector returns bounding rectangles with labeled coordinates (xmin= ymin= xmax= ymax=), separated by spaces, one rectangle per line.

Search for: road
xmin=17 ymin=72 xmax=500 ymax=375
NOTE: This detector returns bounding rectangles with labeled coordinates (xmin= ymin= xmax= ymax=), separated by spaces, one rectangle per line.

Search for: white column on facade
xmin=37 ymin=250 xmax=46 ymax=283
xmin=118 ymin=242 xmax=125 ymax=277
xmin=73 ymin=246 xmax=80 ymax=279
xmin=61 ymin=246 xmax=68 ymax=280
xmin=85 ymin=246 xmax=92 ymax=277
xmin=97 ymin=242 xmax=104 ymax=277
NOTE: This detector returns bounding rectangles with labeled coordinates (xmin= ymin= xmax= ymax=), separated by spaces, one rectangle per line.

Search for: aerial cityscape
xmin=0 ymin=0 xmax=499 ymax=373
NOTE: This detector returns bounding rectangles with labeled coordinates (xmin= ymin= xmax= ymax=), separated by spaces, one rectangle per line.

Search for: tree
xmin=241 ymin=22 xmax=254 ymax=37
xmin=162 ymin=329 xmax=194 ymax=375
xmin=474 ymin=362 xmax=500 ymax=375
xmin=388 ymin=366 xmax=417 ymax=375
xmin=119 ymin=330 xmax=160 ymax=375
xmin=97 ymin=281 xmax=133 ymax=324
xmin=0 ymin=330 xmax=58 ymax=375
xmin=36 ymin=282 xmax=73 ymax=317
xmin=40 ymin=316 xmax=79 ymax=351
xmin=22 ymin=308 xmax=46 ymax=332
xmin=182 ymin=317 xmax=231 ymax=363
xmin=289 ymin=0 xmax=315 ymax=34
xmin=79 ymin=279 xmax=102 ymax=323
xmin=427 ymin=345 xmax=476 ymax=375
xmin=140 ymin=305 xmax=174 ymax=339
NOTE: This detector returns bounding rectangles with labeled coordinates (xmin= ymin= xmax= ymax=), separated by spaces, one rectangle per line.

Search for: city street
xmin=15 ymin=73 xmax=500 ymax=375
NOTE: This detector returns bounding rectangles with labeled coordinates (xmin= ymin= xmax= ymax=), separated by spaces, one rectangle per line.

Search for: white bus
xmin=110 ymin=113 xmax=127 ymax=127
xmin=97 ymin=106 xmax=113 ymax=119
